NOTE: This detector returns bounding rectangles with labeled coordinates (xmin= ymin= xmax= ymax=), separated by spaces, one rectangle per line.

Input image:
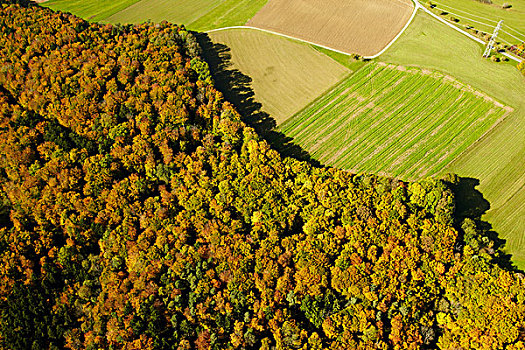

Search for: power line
xmin=431 ymin=2 xmax=524 ymax=43
xmin=502 ymin=24 xmax=525 ymax=41
xmin=430 ymin=5 xmax=514 ymax=45
xmin=431 ymin=1 xmax=498 ymax=23
xmin=500 ymin=28 xmax=525 ymax=44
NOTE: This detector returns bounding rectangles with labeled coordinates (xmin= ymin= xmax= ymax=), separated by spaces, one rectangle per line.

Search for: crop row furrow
xmin=280 ymin=62 xmax=508 ymax=179
xmin=355 ymin=81 xmax=455 ymax=171
xmin=352 ymin=77 xmax=451 ymax=165
xmin=395 ymin=96 xmax=484 ymax=177
xmin=333 ymin=75 xmax=443 ymax=164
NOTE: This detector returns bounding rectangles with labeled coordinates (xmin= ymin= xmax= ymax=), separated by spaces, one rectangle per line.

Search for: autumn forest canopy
xmin=1 ymin=1 xmax=525 ymax=349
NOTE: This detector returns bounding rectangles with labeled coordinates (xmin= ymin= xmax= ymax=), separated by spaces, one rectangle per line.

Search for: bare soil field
xmin=247 ymin=0 xmax=414 ymax=57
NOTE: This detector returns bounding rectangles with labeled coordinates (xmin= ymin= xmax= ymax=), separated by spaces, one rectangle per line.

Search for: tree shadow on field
xmin=453 ymin=177 xmax=490 ymax=220
xmin=445 ymin=176 xmax=522 ymax=273
xmin=196 ymin=32 xmax=322 ymax=166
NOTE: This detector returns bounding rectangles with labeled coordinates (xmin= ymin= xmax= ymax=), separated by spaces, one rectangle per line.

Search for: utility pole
xmin=483 ymin=20 xmax=503 ymax=58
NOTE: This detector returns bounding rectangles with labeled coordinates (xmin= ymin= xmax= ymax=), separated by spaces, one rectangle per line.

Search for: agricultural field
xmin=186 ymin=0 xmax=268 ymax=32
xmin=42 ymin=0 xmax=139 ymax=22
xmin=427 ymin=0 xmax=525 ymax=45
xmin=280 ymin=62 xmax=509 ymax=179
xmin=207 ymin=28 xmax=351 ymax=124
xmin=380 ymin=12 xmax=525 ymax=104
xmin=246 ymin=0 xmax=414 ymax=56
xmin=381 ymin=11 xmax=525 ymax=267
xmin=42 ymin=0 xmax=268 ymax=31
xmin=104 ymin=0 xmax=224 ymax=26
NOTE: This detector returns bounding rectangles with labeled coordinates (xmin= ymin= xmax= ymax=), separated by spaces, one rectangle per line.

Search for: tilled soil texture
xmin=247 ymin=0 xmax=414 ymax=57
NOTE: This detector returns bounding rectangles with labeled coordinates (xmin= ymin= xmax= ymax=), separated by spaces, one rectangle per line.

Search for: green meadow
xmin=280 ymin=62 xmax=508 ymax=179
xmin=43 ymin=0 xmax=268 ymax=31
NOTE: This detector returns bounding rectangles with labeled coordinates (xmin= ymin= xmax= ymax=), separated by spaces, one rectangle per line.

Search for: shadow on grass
xmin=453 ymin=177 xmax=490 ymax=220
xmin=196 ymin=32 xmax=522 ymax=273
xmin=196 ymin=32 xmax=322 ymax=166
xmin=446 ymin=176 xmax=521 ymax=273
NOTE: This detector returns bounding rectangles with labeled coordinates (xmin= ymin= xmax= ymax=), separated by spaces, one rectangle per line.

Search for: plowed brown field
xmin=247 ymin=0 xmax=414 ymax=57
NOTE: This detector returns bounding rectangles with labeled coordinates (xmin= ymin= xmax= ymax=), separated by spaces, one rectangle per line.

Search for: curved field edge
xmin=205 ymin=28 xmax=351 ymax=124
xmin=380 ymin=11 xmax=525 ymax=268
xmin=246 ymin=0 xmax=415 ymax=57
xmin=279 ymin=62 xmax=509 ymax=180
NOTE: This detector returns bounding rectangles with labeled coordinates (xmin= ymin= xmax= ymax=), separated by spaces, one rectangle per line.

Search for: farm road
xmin=207 ymin=0 xmax=522 ymax=62
xmin=207 ymin=0 xmax=419 ymax=58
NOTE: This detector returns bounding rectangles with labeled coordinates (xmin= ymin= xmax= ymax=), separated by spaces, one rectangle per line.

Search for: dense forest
xmin=1 ymin=1 xmax=525 ymax=349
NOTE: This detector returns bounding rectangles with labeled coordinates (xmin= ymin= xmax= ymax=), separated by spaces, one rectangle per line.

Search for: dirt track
xmin=247 ymin=0 xmax=414 ymax=57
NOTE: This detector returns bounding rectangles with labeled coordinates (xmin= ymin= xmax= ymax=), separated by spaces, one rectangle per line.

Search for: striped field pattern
xmin=280 ymin=62 xmax=510 ymax=179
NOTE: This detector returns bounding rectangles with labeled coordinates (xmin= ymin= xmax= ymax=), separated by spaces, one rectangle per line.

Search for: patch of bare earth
xmin=247 ymin=0 xmax=414 ymax=57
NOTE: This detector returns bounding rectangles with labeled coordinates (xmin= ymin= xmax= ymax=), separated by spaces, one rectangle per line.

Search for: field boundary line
xmin=417 ymin=2 xmax=486 ymax=45
xmin=279 ymin=63 xmax=378 ymax=130
xmin=279 ymin=64 xmax=368 ymax=128
xmin=440 ymin=106 xmax=509 ymax=178
xmin=206 ymin=25 xmax=357 ymax=56
xmin=206 ymin=0 xmax=419 ymax=60
xmin=206 ymin=1 xmax=522 ymax=62
xmin=365 ymin=0 xmax=420 ymax=59
xmin=279 ymin=71 xmax=356 ymax=130
xmin=445 ymin=106 xmax=511 ymax=170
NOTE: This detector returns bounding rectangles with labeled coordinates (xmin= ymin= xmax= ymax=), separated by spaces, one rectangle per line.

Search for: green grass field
xmin=280 ymin=62 xmax=508 ymax=178
xmin=42 ymin=0 xmax=140 ymax=22
xmin=42 ymin=0 xmax=267 ymax=30
xmin=428 ymin=0 xmax=525 ymax=45
xmin=188 ymin=0 xmax=268 ymax=31
xmin=311 ymin=45 xmax=367 ymax=71
xmin=381 ymin=11 xmax=525 ymax=267
xmin=208 ymin=28 xmax=350 ymax=124
xmin=105 ymin=0 xmax=224 ymax=26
